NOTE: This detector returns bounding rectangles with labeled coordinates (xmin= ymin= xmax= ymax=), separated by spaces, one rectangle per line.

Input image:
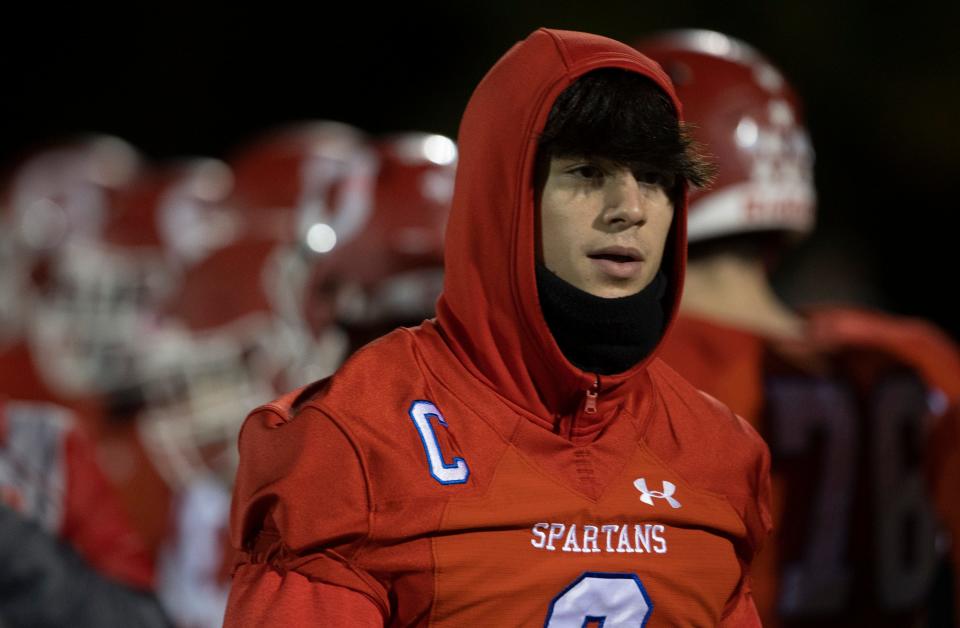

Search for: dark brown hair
xmin=537 ymin=68 xmax=714 ymax=190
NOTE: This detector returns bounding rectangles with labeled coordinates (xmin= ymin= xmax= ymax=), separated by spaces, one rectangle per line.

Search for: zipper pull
xmin=584 ymin=376 xmax=600 ymax=414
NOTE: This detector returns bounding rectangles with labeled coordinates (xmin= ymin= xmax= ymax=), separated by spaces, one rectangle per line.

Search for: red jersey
xmin=0 ymin=398 xmax=154 ymax=588
xmin=226 ymin=29 xmax=771 ymax=627
xmin=0 ymin=339 xmax=173 ymax=562
xmin=660 ymin=310 xmax=960 ymax=626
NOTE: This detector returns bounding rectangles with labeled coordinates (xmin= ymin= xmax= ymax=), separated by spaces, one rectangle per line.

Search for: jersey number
xmin=545 ymin=572 xmax=653 ymax=627
xmin=408 ymin=400 xmax=469 ymax=485
xmin=768 ymin=374 xmax=938 ymax=614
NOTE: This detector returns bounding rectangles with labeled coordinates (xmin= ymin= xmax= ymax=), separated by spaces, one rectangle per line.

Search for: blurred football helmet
xmin=635 ymin=30 xmax=816 ymax=242
xmin=3 ymin=135 xmax=142 ymax=252
xmin=228 ymin=120 xmax=377 ymax=247
xmin=116 ymin=158 xmax=238 ymax=266
xmin=310 ymin=132 xmax=457 ymax=349
xmin=0 ymin=208 xmax=25 ymax=346
xmin=0 ymin=136 xmax=142 ymax=349
xmin=26 ymin=157 xmax=243 ymax=398
xmin=24 ymin=156 xmax=218 ymax=397
xmin=135 ymin=237 xmax=347 ymax=490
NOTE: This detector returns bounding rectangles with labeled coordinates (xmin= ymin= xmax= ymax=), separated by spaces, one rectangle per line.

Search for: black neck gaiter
xmin=535 ymin=263 xmax=667 ymax=375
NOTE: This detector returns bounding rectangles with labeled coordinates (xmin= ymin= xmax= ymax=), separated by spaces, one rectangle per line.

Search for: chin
xmin=588 ymin=283 xmax=645 ymax=299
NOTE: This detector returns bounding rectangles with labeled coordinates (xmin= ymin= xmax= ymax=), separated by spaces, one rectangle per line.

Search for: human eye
xmin=566 ymin=162 xmax=605 ymax=183
xmin=635 ymin=170 xmax=677 ymax=190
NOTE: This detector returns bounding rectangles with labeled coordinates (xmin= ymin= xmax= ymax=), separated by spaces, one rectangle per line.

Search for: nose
xmin=601 ymin=168 xmax=654 ymax=230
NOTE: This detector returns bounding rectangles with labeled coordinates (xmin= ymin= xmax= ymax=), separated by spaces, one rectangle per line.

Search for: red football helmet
xmin=0 ymin=208 xmax=24 ymax=347
xmin=228 ymin=120 xmax=376 ymax=247
xmin=306 ymin=131 xmax=457 ymax=349
xmin=135 ymin=237 xmax=348 ymax=490
xmin=23 ymin=158 xmax=234 ymax=397
xmin=2 ymin=135 xmax=142 ymax=252
xmin=0 ymin=136 xmax=143 ymax=348
xmin=635 ymin=30 xmax=816 ymax=242
xmin=111 ymin=157 xmax=238 ymax=266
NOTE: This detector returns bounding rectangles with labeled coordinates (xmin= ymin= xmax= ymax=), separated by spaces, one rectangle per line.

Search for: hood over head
xmin=435 ymin=28 xmax=688 ymax=420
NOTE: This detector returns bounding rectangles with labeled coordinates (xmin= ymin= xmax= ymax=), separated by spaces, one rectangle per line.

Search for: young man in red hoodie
xmin=225 ymin=28 xmax=772 ymax=626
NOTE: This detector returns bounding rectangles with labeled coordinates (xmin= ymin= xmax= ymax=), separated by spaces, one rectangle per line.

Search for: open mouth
xmin=587 ymin=248 xmax=644 ymax=279
xmin=588 ymin=253 xmax=637 ymax=263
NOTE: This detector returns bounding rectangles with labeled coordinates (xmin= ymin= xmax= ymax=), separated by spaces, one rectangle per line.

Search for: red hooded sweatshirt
xmin=225 ymin=28 xmax=772 ymax=627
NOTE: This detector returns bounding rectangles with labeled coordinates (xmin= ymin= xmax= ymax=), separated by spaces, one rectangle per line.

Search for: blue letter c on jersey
xmin=408 ymin=400 xmax=469 ymax=485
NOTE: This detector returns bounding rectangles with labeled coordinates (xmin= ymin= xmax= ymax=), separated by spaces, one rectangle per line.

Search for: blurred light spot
xmin=736 ymin=117 xmax=759 ymax=148
xmin=769 ymin=99 xmax=795 ymax=126
xmin=88 ymin=136 xmax=140 ymax=187
xmin=422 ymin=170 xmax=455 ymax=203
xmin=423 ymin=135 xmax=458 ymax=165
xmin=696 ymin=31 xmax=732 ymax=57
xmin=21 ymin=198 xmax=69 ymax=250
xmin=191 ymin=159 xmax=235 ymax=202
xmin=306 ymin=223 xmax=337 ymax=253
xmin=928 ymin=389 xmax=949 ymax=416
xmin=754 ymin=64 xmax=784 ymax=92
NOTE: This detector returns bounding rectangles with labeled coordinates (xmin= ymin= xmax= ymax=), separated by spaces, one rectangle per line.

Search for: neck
xmin=682 ymin=253 xmax=805 ymax=340
xmin=536 ymin=264 xmax=666 ymax=375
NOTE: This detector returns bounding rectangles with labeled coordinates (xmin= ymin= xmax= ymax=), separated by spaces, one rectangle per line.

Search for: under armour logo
xmin=634 ymin=478 xmax=682 ymax=509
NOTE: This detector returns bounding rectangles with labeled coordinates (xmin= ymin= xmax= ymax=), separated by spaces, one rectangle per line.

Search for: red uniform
xmin=226 ymin=28 xmax=771 ymax=627
xmin=660 ymin=309 xmax=960 ymax=626
xmin=0 ymin=340 xmax=173 ymax=562
xmin=0 ymin=398 xmax=154 ymax=589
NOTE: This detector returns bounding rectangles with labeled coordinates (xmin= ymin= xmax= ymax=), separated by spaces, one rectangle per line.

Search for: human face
xmin=538 ymin=155 xmax=675 ymax=298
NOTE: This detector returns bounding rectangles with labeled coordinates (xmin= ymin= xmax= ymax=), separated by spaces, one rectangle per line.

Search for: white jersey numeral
xmin=545 ymin=572 xmax=653 ymax=627
xmin=408 ymin=400 xmax=469 ymax=485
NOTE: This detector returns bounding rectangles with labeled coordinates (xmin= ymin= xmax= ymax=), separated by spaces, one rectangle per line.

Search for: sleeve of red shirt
xmin=60 ymin=424 xmax=155 ymax=590
xmin=224 ymin=563 xmax=384 ymax=627
xmin=226 ymin=399 xmax=390 ymax=623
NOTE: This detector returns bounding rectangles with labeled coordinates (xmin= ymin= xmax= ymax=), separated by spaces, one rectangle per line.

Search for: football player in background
xmin=1 ymin=149 xmax=241 ymax=628
xmin=0 ymin=135 xmax=145 ymax=409
xmin=133 ymin=125 xmax=456 ymax=627
xmin=225 ymin=28 xmax=771 ymax=626
xmin=638 ymin=30 xmax=960 ymax=626
xmin=0 ymin=398 xmax=169 ymax=627
xmin=303 ymin=131 xmax=456 ymax=354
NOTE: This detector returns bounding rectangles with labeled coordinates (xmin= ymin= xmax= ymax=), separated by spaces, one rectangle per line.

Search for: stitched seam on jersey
xmin=426 ymin=493 xmax=456 ymax=627
xmin=427 ymin=443 xmax=537 ymax=625
xmin=287 ymin=549 xmax=390 ymax=619
xmin=634 ymin=377 xmax=660 ymax=442
xmin=588 ymin=407 xmax=644 ymax=503
xmin=543 ymin=28 xmax=573 ymax=70
xmin=236 ymin=402 xmax=288 ymax=445
xmin=717 ymin=569 xmax=753 ymax=622
xmin=299 ymin=402 xmax=379 ymax=572
xmin=652 ymin=367 xmax=755 ymax=502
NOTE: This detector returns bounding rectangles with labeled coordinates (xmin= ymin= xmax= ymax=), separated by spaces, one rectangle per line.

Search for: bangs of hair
xmin=537 ymin=69 xmax=714 ymax=188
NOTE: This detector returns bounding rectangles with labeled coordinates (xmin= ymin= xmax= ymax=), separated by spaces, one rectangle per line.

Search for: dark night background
xmin=2 ymin=1 xmax=957 ymax=339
